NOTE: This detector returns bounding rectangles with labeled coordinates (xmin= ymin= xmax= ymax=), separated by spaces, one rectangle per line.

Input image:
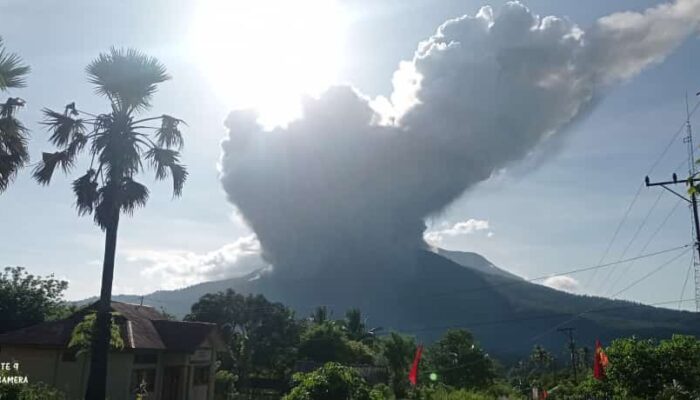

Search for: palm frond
xmin=66 ymin=131 xmax=88 ymax=157
xmin=155 ymin=115 xmax=185 ymax=149
xmin=145 ymin=147 xmax=177 ymax=179
xmin=119 ymin=177 xmax=149 ymax=215
xmin=0 ymin=98 xmax=29 ymax=192
xmin=145 ymin=147 xmax=188 ymax=196
xmin=32 ymin=151 xmax=74 ymax=185
xmin=0 ymin=150 xmax=27 ymax=191
xmin=92 ymin=115 xmax=144 ymax=178
xmin=0 ymin=38 xmax=30 ymax=90
xmin=41 ymin=108 xmax=86 ymax=148
xmin=169 ymin=163 xmax=187 ymax=197
xmin=72 ymin=169 xmax=99 ymax=216
xmin=86 ymin=47 xmax=170 ymax=113
xmin=0 ymin=97 xmax=25 ymax=118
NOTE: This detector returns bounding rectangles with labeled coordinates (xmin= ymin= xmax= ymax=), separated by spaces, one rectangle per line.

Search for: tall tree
xmin=186 ymin=290 xmax=301 ymax=390
xmin=426 ymin=329 xmax=496 ymax=390
xmin=0 ymin=37 xmax=30 ymax=192
xmin=0 ymin=266 xmax=68 ymax=333
xmin=284 ymin=362 xmax=372 ymax=400
xmin=343 ymin=308 xmax=366 ymax=341
xmin=341 ymin=308 xmax=381 ymax=344
xmin=310 ymin=305 xmax=331 ymax=325
xmin=33 ymin=48 xmax=187 ymax=399
xmin=379 ymin=332 xmax=416 ymax=397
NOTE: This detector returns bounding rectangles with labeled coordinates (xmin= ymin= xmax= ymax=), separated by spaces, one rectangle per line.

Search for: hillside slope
xmin=109 ymin=249 xmax=700 ymax=357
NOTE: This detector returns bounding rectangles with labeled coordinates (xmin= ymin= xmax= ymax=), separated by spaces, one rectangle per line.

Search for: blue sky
xmin=1 ymin=0 xmax=699 ymax=308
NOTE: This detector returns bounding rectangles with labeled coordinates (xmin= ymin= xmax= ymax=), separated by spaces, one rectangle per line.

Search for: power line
xmin=380 ymin=297 xmax=697 ymax=335
xmin=644 ymin=96 xmax=700 ymax=311
xmin=531 ymin=248 xmax=691 ymax=342
xmin=422 ymin=244 xmax=691 ymax=301
xmin=679 ymin=253 xmax=694 ymax=310
xmin=595 ymin=189 xmax=665 ymax=294
xmin=645 ymin=99 xmax=700 ymax=177
xmin=585 ymin=183 xmax=644 ymax=288
xmin=586 ymin=100 xmax=700 ymax=288
xmin=602 ymin=197 xmax=683 ymax=296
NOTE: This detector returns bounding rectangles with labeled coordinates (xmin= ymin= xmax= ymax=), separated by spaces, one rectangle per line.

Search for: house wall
xmin=0 ymin=347 xmax=60 ymax=389
xmin=0 ymin=346 xmax=134 ymax=400
xmin=1 ymin=341 xmax=220 ymax=400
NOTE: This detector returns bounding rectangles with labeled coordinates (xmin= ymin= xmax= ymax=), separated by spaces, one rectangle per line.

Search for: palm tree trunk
xmin=85 ymin=210 xmax=120 ymax=400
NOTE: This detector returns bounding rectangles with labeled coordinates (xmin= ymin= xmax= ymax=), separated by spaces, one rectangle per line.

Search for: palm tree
xmin=311 ymin=305 xmax=331 ymax=325
xmin=0 ymin=37 xmax=30 ymax=192
xmin=344 ymin=308 xmax=366 ymax=340
xmin=33 ymin=47 xmax=187 ymax=399
xmin=342 ymin=308 xmax=381 ymax=343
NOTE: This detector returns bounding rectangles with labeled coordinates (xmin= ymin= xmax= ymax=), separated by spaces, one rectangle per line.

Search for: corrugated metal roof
xmin=0 ymin=301 xmax=220 ymax=352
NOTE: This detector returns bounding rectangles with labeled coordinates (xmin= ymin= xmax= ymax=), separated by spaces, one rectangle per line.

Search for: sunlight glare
xmin=191 ymin=0 xmax=346 ymax=128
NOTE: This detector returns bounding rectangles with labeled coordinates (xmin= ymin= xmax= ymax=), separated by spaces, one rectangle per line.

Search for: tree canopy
xmin=424 ymin=329 xmax=496 ymax=390
xmin=0 ymin=266 xmax=68 ymax=333
xmin=186 ymin=289 xmax=301 ymax=384
xmin=283 ymin=362 xmax=372 ymax=400
xmin=0 ymin=37 xmax=30 ymax=193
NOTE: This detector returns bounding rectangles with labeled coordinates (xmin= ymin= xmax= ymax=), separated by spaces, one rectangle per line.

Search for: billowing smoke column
xmin=221 ymin=0 xmax=700 ymax=276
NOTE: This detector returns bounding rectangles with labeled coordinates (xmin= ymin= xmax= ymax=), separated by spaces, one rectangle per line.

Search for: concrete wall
xmin=1 ymin=345 xmax=218 ymax=400
xmin=0 ymin=346 xmax=60 ymax=390
xmin=0 ymin=346 xmax=134 ymax=400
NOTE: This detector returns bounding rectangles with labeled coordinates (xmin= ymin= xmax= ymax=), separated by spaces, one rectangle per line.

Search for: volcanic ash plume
xmin=220 ymin=0 xmax=700 ymax=276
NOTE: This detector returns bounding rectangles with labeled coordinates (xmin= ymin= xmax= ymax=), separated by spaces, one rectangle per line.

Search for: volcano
xmin=108 ymin=249 xmax=700 ymax=358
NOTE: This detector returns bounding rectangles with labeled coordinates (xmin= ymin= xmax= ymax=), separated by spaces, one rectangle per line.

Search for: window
xmin=193 ymin=366 xmax=210 ymax=385
xmin=130 ymin=368 xmax=156 ymax=394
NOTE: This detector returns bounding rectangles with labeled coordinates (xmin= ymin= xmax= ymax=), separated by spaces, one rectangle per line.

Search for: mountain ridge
xmin=97 ymin=249 xmax=700 ymax=358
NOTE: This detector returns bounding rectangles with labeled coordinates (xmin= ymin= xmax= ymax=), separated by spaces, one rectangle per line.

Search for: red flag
xmin=593 ymin=339 xmax=609 ymax=380
xmin=408 ymin=344 xmax=423 ymax=386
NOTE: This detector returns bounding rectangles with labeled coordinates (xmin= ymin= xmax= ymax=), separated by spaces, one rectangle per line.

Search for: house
xmin=0 ymin=301 xmax=226 ymax=400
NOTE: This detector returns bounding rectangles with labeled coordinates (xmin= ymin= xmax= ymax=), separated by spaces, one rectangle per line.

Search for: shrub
xmin=283 ymin=362 xmax=371 ymax=400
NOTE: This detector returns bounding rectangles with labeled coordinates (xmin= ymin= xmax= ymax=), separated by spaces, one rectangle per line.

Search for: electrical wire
xmin=601 ymin=197 xmax=683 ymax=296
xmin=380 ymin=297 xmax=697 ymax=336
xmin=530 ymin=248 xmax=691 ymax=342
xmin=585 ymin=100 xmax=700 ymax=288
xmin=595 ymin=189 xmax=665 ymax=294
xmin=679 ymin=253 xmax=695 ymax=310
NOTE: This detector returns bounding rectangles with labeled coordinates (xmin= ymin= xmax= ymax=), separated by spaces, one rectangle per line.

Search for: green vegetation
xmin=182 ymin=289 xmax=700 ymax=399
xmin=0 ymin=368 xmax=65 ymax=400
xmin=3 ymin=268 xmax=700 ymax=399
xmin=299 ymin=322 xmax=375 ymax=365
xmin=283 ymin=363 xmax=372 ymax=400
xmin=33 ymin=47 xmax=187 ymax=399
xmin=186 ymin=289 xmax=302 ymax=391
xmin=186 ymin=290 xmax=516 ymax=399
xmin=67 ymin=311 xmax=125 ymax=355
xmin=0 ymin=36 xmax=30 ymax=192
xmin=423 ymin=329 xmax=496 ymax=390
xmin=0 ymin=266 xmax=69 ymax=333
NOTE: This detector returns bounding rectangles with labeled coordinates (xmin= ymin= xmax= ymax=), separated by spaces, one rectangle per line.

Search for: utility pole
xmin=645 ymin=93 xmax=700 ymax=311
xmin=558 ymin=327 xmax=578 ymax=383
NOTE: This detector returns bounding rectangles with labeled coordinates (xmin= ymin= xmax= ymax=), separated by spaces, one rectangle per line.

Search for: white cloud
xmin=424 ymin=219 xmax=493 ymax=245
xmin=543 ymin=275 xmax=580 ymax=293
xmin=126 ymin=235 xmax=266 ymax=290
